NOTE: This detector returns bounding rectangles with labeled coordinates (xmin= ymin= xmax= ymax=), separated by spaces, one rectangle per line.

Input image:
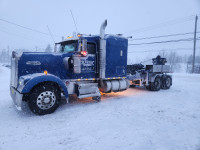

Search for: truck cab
xmin=10 ymin=20 xmax=130 ymax=115
xmin=56 ymin=35 xmax=100 ymax=79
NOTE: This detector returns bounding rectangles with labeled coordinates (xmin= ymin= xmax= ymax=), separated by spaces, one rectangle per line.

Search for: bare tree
xmin=0 ymin=49 xmax=8 ymax=63
xmin=167 ymin=52 xmax=177 ymax=72
xmin=158 ymin=50 xmax=168 ymax=58
xmin=45 ymin=44 xmax=52 ymax=52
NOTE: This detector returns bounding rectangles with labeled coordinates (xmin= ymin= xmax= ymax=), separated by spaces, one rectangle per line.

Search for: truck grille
xmin=10 ymin=52 xmax=18 ymax=88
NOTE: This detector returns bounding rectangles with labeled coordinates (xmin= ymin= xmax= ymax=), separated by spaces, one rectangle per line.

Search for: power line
xmin=0 ymin=18 xmax=61 ymax=37
xmin=125 ymin=15 xmax=197 ymax=34
xmin=128 ymin=37 xmax=200 ymax=46
xmin=129 ymin=32 xmax=200 ymax=41
xmin=123 ymin=14 xmax=199 ymax=35
xmin=128 ymin=47 xmax=200 ymax=53
xmin=0 ymin=28 xmax=49 ymax=43
xmin=47 ymin=25 xmax=55 ymax=43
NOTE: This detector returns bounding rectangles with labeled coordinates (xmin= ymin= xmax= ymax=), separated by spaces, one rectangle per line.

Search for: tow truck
xmin=10 ymin=20 xmax=172 ymax=115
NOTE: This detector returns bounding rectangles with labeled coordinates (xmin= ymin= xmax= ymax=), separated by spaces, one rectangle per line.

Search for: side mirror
xmin=72 ymin=54 xmax=81 ymax=74
xmin=82 ymin=39 xmax=87 ymax=51
xmin=80 ymin=39 xmax=88 ymax=57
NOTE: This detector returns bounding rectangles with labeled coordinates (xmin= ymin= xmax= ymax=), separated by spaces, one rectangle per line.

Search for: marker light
xmin=81 ymin=51 xmax=88 ymax=57
xmin=19 ymin=78 xmax=24 ymax=85
xmin=67 ymin=36 xmax=73 ymax=39
xmin=77 ymin=34 xmax=81 ymax=37
xmin=44 ymin=70 xmax=48 ymax=75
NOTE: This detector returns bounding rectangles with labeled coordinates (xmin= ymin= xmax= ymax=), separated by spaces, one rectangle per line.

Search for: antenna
xmin=70 ymin=9 xmax=78 ymax=33
xmin=47 ymin=25 xmax=55 ymax=44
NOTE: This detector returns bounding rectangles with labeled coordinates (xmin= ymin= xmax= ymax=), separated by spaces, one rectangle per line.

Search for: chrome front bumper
xmin=10 ymin=86 xmax=23 ymax=111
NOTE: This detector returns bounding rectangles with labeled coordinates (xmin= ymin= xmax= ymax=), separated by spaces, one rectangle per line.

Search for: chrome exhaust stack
xmin=99 ymin=20 xmax=107 ymax=86
xmin=100 ymin=20 xmax=107 ymax=39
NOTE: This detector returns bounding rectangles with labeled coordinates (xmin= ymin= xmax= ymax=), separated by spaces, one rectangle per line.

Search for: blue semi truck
xmin=10 ymin=20 xmax=172 ymax=115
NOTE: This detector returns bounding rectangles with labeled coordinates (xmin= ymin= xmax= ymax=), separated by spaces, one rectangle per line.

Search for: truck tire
xmin=28 ymin=83 xmax=61 ymax=115
xmin=161 ymin=75 xmax=166 ymax=89
xmin=130 ymin=84 xmax=136 ymax=88
xmin=145 ymin=85 xmax=151 ymax=90
xmin=150 ymin=77 xmax=161 ymax=91
xmin=162 ymin=76 xmax=172 ymax=89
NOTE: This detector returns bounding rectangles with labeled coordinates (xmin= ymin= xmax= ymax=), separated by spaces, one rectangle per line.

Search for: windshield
xmin=59 ymin=40 xmax=78 ymax=53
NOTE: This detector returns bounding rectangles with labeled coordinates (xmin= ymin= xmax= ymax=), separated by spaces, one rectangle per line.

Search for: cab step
xmin=76 ymin=83 xmax=101 ymax=99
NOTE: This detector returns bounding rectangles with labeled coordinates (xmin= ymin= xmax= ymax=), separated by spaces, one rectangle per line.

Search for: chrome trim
xmin=26 ymin=61 xmax=41 ymax=65
xmin=10 ymin=86 xmax=23 ymax=111
xmin=36 ymin=91 xmax=56 ymax=110
xmin=99 ymin=20 xmax=107 ymax=80
xmin=72 ymin=54 xmax=81 ymax=74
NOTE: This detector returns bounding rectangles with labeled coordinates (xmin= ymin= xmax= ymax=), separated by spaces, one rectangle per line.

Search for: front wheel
xmin=28 ymin=83 xmax=61 ymax=115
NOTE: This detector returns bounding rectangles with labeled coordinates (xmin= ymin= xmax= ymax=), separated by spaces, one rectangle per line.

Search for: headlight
xmin=19 ymin=78 xmax=24 ymax=85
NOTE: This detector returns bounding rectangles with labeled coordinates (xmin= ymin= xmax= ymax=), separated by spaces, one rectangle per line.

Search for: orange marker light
xmin=67 ymin=36 xmax=72 ymax=39
xmin=44 ymin=70 xmax=48 ymax=75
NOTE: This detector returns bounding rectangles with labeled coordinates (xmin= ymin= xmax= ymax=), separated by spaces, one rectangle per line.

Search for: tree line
xmin=158 ymin=51 xmax=200 ymax=73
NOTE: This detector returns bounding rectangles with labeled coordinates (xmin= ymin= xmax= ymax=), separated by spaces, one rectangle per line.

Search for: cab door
xmin=80 ymin=42 xmax=97 ymax=78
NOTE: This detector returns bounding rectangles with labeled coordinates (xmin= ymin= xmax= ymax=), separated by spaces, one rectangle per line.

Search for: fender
xmin=149 ymin=74 xmax=162 ymax=83
xmin=18 ymin=73 xmax=68 ymax=99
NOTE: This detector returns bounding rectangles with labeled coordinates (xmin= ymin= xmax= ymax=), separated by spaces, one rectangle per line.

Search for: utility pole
xmin=192 ymin=15 xmax=198 ymax=73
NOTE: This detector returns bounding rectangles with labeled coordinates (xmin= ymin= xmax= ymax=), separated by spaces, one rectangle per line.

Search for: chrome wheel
xmin=36 ymin=91 xmax=56 ymax=110
xmin=28 ymin=83 xmax=61 ymax=115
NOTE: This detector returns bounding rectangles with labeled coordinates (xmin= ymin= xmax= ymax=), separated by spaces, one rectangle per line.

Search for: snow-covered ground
xmin=0 ymin=66 xmax=200 ymax=150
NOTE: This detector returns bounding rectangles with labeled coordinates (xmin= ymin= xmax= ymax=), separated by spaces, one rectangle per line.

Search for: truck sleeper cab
xmin=10 ymin=20 xmax=130 ymax=115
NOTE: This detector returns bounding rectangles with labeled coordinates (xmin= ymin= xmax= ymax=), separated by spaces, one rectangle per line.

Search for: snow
xmin=0 ymin=65 xmax=200 ymax=150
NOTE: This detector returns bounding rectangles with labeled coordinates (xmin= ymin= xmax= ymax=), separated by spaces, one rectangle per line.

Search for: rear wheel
xmin=28 ymin=83 xmax=61 ymax=115
xmin=161 ymin=76 xmax=166 ymax=89
xmin=145 ymin=85 xmax=151 ymax=90
xmin=150 ymin=77 xmax=161 ymax=91
xmin=162 ymin=76 xmax=172 ymax=89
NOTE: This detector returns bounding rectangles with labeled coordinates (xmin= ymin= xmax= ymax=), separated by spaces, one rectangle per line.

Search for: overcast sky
xmin=0 ymin=0 xmax=199 ymax=61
